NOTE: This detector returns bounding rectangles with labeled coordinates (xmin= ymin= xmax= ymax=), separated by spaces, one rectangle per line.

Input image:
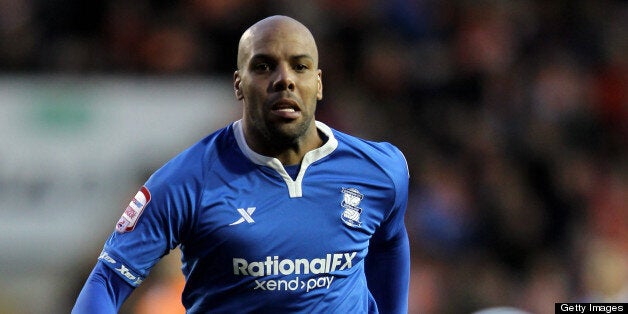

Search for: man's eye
xmin=253 ymin=63 xmax=271 ymax=72
xmin=294 ymin=64 xmax=309 ymax=72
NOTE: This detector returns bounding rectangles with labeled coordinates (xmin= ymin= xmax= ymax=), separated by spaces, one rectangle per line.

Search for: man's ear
xmin=234 ymin=71 xmax=244 ymax=100
xmin=316 ymin=70 xmax=323 ymax=100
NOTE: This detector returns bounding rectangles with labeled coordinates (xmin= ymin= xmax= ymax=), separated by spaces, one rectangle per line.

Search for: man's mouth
xmin=276 ymin=107 xmax=296 ymax=112
xmin=271 ymin=99 xmax=301 ymax=119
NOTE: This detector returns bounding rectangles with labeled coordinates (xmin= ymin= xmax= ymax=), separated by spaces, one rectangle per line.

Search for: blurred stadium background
xmin=0 ymin=0 xmax=626 ymax=313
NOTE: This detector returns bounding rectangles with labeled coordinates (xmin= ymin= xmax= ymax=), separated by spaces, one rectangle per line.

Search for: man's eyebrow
xmin=291 ymin=54 xmax=314 ymax=60
xmin=291 ymin=54 xmax=315 ymax=63
xmin=249 ymin=54 xmax=274 ymax=62
xmin=249 ymin=53 xmax=314 ymax=61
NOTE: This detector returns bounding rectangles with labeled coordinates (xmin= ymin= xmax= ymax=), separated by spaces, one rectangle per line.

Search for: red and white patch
xmin=116 ymin=186 xmax=151 ymax=233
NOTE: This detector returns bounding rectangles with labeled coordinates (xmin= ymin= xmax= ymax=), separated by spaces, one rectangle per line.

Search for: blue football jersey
xmin=99 ymin=120 xmax=409 ymax=313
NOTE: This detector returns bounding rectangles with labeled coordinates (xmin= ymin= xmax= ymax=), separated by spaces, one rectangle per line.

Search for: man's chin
xmin=266 ymin=121 xmax=311 ymax=144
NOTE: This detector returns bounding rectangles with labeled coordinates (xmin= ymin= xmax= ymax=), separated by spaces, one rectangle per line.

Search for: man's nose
xmin=272 ymin=64 xmax=295 ymax=92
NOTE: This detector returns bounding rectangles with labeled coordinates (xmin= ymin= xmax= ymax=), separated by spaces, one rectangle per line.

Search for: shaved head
xmin=237 ymin=15 xmax=319 ymax=70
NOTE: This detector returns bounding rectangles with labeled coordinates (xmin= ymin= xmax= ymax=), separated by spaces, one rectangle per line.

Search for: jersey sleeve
xmin=99 ymin=144 xmax=203 ymax=287
xmin=365 ymin=144 xmax=410 ymax=314
xmin=72 ymin=261 xmax=135 ymax=314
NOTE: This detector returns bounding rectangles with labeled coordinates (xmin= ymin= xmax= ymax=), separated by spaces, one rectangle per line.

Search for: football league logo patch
xmin=116 ymin=186 xmax=151 ymax=233
xmin=340 ymin=187 xmax=363 ymax=228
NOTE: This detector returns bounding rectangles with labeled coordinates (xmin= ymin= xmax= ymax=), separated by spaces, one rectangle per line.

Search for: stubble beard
xmin=256 ymin=113 xmax=313 ymax=151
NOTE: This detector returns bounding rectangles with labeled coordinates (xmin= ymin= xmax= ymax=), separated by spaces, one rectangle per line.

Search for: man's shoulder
xmin=329 ymin=127 xmax=409 ymax=184
xmin=332 ymin=128 xmax=405 ymax=161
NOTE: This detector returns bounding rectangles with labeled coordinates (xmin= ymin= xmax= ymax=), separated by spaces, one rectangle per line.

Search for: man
xmin=73 ymin=15 xmax=410 ymax=313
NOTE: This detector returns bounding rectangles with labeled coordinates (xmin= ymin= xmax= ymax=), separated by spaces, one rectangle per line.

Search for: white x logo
xmin=229 ymin=207 xmax=256 ymax=225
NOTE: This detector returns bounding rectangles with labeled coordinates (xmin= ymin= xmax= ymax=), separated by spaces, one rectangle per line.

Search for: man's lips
xmin=270 ymin=99 xmax=301 ymax=119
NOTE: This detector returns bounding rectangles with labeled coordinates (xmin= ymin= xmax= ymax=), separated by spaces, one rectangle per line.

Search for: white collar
xmin=232 ymin=119 xmax=338 ymax=198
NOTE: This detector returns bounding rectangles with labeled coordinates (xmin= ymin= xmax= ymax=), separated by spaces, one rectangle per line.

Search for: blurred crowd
xmin=2 ymin=0 xmax=626 ymax=313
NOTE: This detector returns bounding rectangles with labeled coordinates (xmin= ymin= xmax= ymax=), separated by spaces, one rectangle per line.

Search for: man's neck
xmin=244 ymin=125 xmax=324 ymax=166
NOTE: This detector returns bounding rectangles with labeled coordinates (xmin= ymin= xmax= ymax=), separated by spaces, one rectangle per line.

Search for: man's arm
xmin=72 ymin=262 xmax=135 ymax=314
xmin=365 ymin=144 xmax=411 ymax=313
xmin=365 ymin=226 xmax=410 ymax=314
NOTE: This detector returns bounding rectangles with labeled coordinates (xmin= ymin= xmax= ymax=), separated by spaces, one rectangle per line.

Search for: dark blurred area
xmin=1 ymin=0 xmax=626 ymax=313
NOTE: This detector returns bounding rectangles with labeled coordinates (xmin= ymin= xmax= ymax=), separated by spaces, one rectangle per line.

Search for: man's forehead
xmin=248 ymin=27 xmax=314 ymax=51
xmin=248 ymin=36 xmax=315 ymax=55
xmin=238 ymin=16 xmax=318 ymax=67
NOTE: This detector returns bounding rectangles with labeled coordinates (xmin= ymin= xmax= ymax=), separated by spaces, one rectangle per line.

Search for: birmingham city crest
xmin=340 ymin=187 xmax=364 ymax=228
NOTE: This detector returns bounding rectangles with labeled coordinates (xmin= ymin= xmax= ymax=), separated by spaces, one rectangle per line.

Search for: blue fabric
xmin=365 ymin=225 xmax=411 ymax=313
xmin=72 ymin=262 xmax=134 ymax=314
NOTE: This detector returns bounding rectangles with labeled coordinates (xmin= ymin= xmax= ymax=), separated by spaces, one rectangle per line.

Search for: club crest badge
xmin=116 ymin=186 xmax=151 ymax=233
xmin=340 ymin=187 xmax=363 ymax=228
